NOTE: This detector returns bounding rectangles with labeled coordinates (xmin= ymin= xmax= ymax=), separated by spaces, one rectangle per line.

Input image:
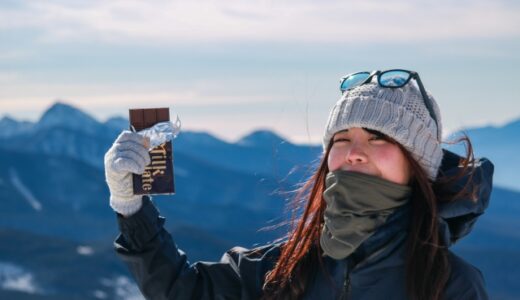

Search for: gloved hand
xmin=104 ymin=131 xmax=151 ymax=217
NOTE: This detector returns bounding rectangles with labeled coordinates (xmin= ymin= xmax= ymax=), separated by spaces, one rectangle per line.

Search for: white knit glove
xmin=104 ymin=131 xmax=151 ymax=217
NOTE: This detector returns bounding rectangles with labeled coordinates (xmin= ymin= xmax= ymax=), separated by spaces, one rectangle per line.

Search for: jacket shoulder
xmin=444 ymin=251 xmax=489 ymax=300
xmin=220 ymin=243 xmax=283 ymax=298
xmin=224 ymin=243 xmax=283 ymax=262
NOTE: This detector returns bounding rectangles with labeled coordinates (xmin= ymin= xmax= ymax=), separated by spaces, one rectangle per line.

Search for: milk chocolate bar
xmin=129 ymin=108 xmax=175 ymax=195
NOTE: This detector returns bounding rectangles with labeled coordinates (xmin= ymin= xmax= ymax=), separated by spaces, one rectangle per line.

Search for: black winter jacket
xmin=114 ymin=150 xmax=493 ymax=299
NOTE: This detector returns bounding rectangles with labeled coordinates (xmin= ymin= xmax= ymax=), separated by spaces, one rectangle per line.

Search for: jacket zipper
xmin=339 ymin=259 xmax=351 ymax=300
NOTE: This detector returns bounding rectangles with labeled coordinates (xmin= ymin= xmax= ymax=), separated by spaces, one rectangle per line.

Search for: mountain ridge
xmin=1 ymin=100 xmax=519 ymax=191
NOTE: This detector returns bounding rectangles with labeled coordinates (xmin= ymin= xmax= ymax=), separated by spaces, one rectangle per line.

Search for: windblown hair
xmin=261 ymin=131 xmax=477 ymax=300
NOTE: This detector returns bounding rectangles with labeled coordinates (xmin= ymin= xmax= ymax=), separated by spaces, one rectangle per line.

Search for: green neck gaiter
xmin=320 ymin=170 xmax=412 ymax=260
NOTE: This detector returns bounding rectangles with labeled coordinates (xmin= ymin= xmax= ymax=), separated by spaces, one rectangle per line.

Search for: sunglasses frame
xmin=339 ymin=69 xmax=438 ymax=129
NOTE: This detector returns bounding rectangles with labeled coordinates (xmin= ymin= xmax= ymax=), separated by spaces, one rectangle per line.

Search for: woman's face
xmin=327 ymin=127 xmax=412 ymax=185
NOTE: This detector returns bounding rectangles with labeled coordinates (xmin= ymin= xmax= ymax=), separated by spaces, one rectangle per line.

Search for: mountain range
xmin=446 ymin=119 xmax=520 ymax=191
xmin=2 ymin=102 xmax=519 ymax=191
xmin=0 ymin=102 xmax=519 ymax=299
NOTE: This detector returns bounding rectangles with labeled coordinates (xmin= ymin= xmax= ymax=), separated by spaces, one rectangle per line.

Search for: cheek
xmin=377 ymin=147 xmax=411 ymax=184
xmin=327 ymin=148 xmax=342 ymax=171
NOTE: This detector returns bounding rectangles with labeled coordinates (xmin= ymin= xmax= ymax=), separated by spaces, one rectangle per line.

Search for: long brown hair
xmin=261 ymin=131 xmax=477 ymax=300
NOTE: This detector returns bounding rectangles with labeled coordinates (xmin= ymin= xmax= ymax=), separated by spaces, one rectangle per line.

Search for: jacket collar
xmin=437 ymin=149 xmax=494 ymax=246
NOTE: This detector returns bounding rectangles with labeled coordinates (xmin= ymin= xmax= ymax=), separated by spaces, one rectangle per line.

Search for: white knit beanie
xmin=322 ymin=80 xmax=443 ymax=180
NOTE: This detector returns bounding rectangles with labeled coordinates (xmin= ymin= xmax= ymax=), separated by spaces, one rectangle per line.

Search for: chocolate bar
xmin=129 ymin=108 xmax=175 ymax=195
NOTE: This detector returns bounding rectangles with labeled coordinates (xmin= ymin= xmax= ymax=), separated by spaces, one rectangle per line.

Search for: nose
xmin=345 ymin=144 xmax=368 ymax=165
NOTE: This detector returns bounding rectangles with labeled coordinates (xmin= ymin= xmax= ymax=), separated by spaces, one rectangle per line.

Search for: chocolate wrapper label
xmin=129 ymin=108 xmax=175 ymax=195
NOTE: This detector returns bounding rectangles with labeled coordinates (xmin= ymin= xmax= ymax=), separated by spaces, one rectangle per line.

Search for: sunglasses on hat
xmin=339 ymin=69 xmax=438 ymax=128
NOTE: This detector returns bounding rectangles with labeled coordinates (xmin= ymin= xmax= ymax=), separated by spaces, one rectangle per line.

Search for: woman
xmin=105 ymin=69 xmax=493 ymax=299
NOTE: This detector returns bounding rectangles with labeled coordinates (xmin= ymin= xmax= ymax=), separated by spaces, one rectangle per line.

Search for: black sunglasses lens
xmin=379 ymin=70 xmax=410 ymax=87
xmin=341 ymin=72 xmax=371 ymax=92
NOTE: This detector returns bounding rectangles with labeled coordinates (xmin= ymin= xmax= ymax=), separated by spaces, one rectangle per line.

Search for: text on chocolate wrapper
xmin=141 ymin=143 xmax=167 ymax=191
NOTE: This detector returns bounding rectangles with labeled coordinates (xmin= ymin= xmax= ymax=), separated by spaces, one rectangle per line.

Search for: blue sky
xmin=0 ymin=0 xmax=519 ymax=143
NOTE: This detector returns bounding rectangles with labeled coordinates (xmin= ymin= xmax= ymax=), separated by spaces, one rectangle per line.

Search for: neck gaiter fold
xmin=320 ymin=170 xmax=411 ymax=260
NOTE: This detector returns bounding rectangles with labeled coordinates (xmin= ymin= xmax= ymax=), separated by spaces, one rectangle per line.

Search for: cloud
xmin=0 ymin=0 xmax=518 ymax=45
xmin=0 ymin=78 xmax=288 ymax=107
xmin=0 ymin=77 xmax=296 ymax=126
xmin=0 ymin=72 xmax=21 ymax=83
xmin=0 ymin=50 xmax=34 ymax=62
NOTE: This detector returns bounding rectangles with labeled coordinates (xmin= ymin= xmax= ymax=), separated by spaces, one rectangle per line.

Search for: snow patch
xmin=100 ymin=276 xmax=144 ymax=300
xmin=9 ymin=168 xmax=43 ymax=211
xmin=0 ymin=262 xmax=43 ymax=294
xmin=77 ymin=245 xmax=94 ymax=256
xmin=93 ymin=289 xmax=108 ymax=299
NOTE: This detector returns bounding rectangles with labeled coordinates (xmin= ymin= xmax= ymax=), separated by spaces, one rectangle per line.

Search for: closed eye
xmin=370 ymin=135 xmax=384 ymax=140
xmin=332 ymin=138 xmax=350 ymax=143
xmin=369 ymin=135 xmax=388 ymax=143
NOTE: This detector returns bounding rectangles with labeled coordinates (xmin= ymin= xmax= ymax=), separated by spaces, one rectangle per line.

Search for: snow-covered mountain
xmin=237 ymin=129 xmax=288 ymax=148
xmin=447 ymin=118 xmax=520 ymax=191
xmin=103 ymin=116 xmax=128 ymax=131
xmin=0 ymin=103 xmax=120 ymax=168
xmin=37 ymin=102 xmax=106 ymax=135
xmin=0 ymin=116 xmax=34 ymax=138
xmin=0 ymin=102 xmax=322 ymax=185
